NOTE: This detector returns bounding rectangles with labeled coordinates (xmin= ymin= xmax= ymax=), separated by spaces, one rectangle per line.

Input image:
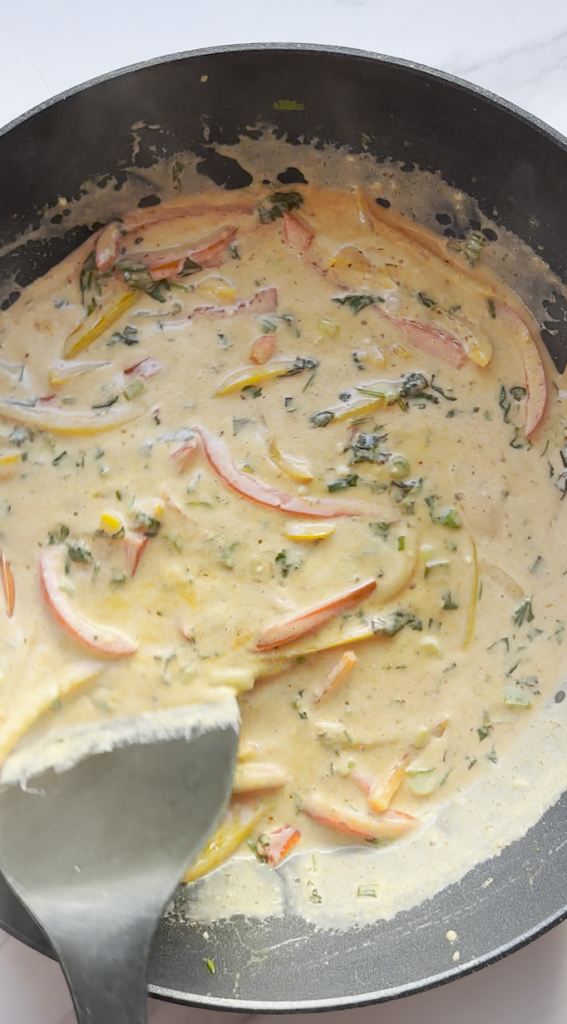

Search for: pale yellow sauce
xmin=1 ymin=149 xmax=567 ymax=928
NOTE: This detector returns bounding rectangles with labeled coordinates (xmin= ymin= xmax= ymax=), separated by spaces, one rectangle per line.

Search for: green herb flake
xmin=92 ymin=395 xmax=119 ymax=410
xmin=109 ymin=325 xmax=139 ymax=346
xmin=487 ymin=298 xmax=496 ymax=319
xmin=134 ymin=510 xmax=162 ymax=536
xmin=512 ymin=597 xmax=535 ymax=628
xmin=417 ymin=292 xmax=436 ymax=308
xmin=398 ymin=535 xmax=406 ymax=551
xmin=258 ymin=191 xmax=304 ymax=224
xmin=486 ymin=746 xmax=498 ymax=764
xmin=369 ymin=521 xmax=391 ymax=539
xmin=273 ymin=99 xmax=305 ymax=111
xmin=48 ymin=524 xmax=70 ymax=545
xmin=66 ymin=540 xmax=93 ymax=564
xmin=442 ymin=591 xmax=459 ymax=611
xmin=498 ymin=385 xmax=511 ymax=423
xmin=241 ymin=384 xmax=263 ymax=399
xmin=477 ymin=710 xmax=494 ymax=742
xmin=425 ymin=494 xmax=462 ymax=529
xmin=275 ymin=549 xmax=302 ymax=578
xmin=327 ymin=474 xmax=358 ymax=492
xmin=52 ymin=451 xmax=67 ymax=466
xmin=204 ymin=958 xmax=216 ymax=975
xmin=371 ymin=609 xmax=422 ymax=636
xmin=332 ymin=294 xmax=383 ymax=315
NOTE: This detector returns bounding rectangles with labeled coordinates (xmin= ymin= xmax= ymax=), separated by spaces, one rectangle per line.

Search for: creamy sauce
xmin=1 ymin=135 xmax=567 ymax=928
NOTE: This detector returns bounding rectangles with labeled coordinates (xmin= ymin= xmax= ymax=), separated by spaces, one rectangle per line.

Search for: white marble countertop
xmin=2 ymin=2 xmax=567 ymax=1020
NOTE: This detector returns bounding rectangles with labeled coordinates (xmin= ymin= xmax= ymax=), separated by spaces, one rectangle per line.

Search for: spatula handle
xmin=50 ymin=911 xmax=153 ymax=1024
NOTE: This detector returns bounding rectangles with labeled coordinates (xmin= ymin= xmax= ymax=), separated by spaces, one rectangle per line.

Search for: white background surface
xmin=2 ymin=2 xmax=567 ymax=1021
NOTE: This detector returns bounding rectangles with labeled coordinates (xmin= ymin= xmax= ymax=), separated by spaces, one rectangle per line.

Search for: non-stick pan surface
xmin=1 ymin=44 xmax=567 ymax=1012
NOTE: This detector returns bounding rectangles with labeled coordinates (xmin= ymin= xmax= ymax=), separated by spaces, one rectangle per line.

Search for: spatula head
xmin=0 ymin=699 xmax=240 ymax=1024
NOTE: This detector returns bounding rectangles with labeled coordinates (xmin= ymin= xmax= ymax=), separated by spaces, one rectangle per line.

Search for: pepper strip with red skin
xmin=40 ymin=547 xmax=138 ymax=656
xmin=255 ymin=579 xmax=377 ymax=651
xmin=195 ymin=426 xmax=397 ymax=520
xmin=262 ymin=825 xmax=301 ymax=866
xmin=301 ymin=792 xmax=418 ymax=840
xmin=375 ymin=306 xmax=467 ymax=369
xmin=123 ymin=532 xmax=149 ymax=577
xmin=282 ymin=211 xmax=315 ymax=253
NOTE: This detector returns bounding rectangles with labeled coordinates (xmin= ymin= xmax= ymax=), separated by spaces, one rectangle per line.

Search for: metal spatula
xmin=0 ymin=698 xmax=240 ymax=1024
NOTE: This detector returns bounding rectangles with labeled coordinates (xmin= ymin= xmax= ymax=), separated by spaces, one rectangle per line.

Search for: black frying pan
xmin=1 ymin=43 xmax=567 ymax=1013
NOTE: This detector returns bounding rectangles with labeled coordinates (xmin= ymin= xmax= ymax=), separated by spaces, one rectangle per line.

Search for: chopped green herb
xmin=486 ymin=746 xmax=498 ymax=764
xmin=442 ymin=591 xmax=459 ymax=610
xmin=487 ymin=298 xmax=496 ymax=319
xmin=550 ymin=621 xmax=565 ymax=645
xmin=417 ymin=291 xmax=436 ymax=308
xmin=327 ymin=474 xmax=358 ymax=492
xmin=179 ymin=257 xmax=202 ymax=278
xmin=241 ymin=385 xmax=263 ymax=399
xmin=261 ymin=319 xmax=277 ymax=334
xmin=485 ymin=634 xmax=507 ymax=651
xmin=278 ymin=312 xmax=301 ymax=337
xmin=228 ymin=243 xmax=240 ymax=260
xmin=282 ymin=356 xmax=319 ymax=377
xmin=369 ymin=521 xmax=391 ymax=539
xmin=66 ymin=540 xmax=92 ymax=564
xmin=109 ymin=324 xmax=139 ymax=346
xmin=52 ymin=451 xmax=67 ymax=466
xmin=498 ymin=385 xmax=511 ymax=423
xmin=92 ymin=395 xmax=119 ymax=409
xmin=134 ymin=511 xmax=161 ymax=536
xmin=258 ymin=191 xmax=304 ymax=223
xmin=477 ymin=710 xmax=494 ymax=742
xmin=398 ymin=535 xmax=406 ymax=551
xmin=510 ymin=385 xmax=527 ymax=402
xmin=371 ymin=609 xmax=422 ymax=636
xmin=425 ymin=495 xmax=462 ymax=529
xmin=48 ymin=524 xmax=70 ymax=545
xmin=512 ymin=597 xmax=534 ymax=628
xmin=332 ymin=294 xmax=383 ymax=314
xmin=273 ymin=99 xmax=305 ymax=111
xmin=115 ymin=259 xmax=171 ymax=301
xmin=275 ymin=549 xmax=302 ymax=578
xmin=429 ymin=375 xmax=457 ymax=402
xmin=204 ymin=958 xmax=216 ymax=974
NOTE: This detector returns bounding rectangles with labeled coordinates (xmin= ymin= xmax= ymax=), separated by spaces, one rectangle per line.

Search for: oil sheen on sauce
xmin=1 ymin=136 xmax=567 ymax=929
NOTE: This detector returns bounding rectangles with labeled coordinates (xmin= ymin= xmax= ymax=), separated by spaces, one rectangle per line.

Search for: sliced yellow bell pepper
xmin=215 ymin=356 xmax=301 ymax=396
xmin=283 ymin=521 xmax=335 ymax=541
xmin=63 ymin=289 xmax=139 ymax=358
xmin=183 ymin=797 xmax=267 ymax=883
xmin=0 ymin=452 xmax=21 ymax=478
xmin=269 ymin=440 xmax=313 ymax=482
